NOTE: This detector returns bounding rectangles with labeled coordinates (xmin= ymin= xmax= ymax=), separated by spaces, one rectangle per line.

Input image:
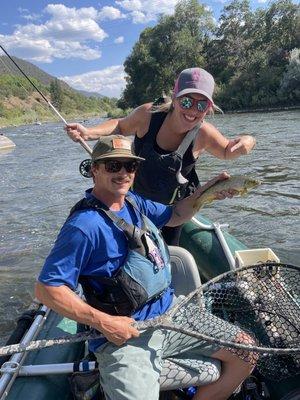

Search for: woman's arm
xmin=194 ymin=121 xmax=256 ymax=160
xmin=65 ymin=104 xmax=153 ymax=142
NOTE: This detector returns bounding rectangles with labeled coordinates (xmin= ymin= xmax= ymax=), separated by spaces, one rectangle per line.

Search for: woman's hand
xmin=65 ymin=123 xmax=89 ymax=142
xmin=225 ymin=135 xmax=256 ymax=158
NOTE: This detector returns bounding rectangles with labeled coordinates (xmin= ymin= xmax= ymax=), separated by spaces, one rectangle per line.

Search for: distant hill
xmin=0 ymin=55 xmax=106 ymax=98
xmin=0 ymin=55 xmax=70 ymax=89
xmin=0 ymin=55 xmax=122 ymax=127
xmin=76 ymin=89 xmax=104 ymax=98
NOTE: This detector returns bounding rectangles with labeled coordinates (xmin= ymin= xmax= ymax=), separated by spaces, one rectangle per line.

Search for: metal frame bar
xmin=1 ymin=362 xmax=97 ymax=377
xmin=0 ymin=305 xmax=49 ymax=399
xmin=191 ymin=217 xmax=236 ymax=270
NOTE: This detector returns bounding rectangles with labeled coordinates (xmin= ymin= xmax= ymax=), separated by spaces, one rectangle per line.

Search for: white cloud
xmin=61 ymin=65 xmax=126 ymax=98
xmin=17 ymin=7 xmax=29 ymax=13
xmin=116 ymin=0 xmax=179 ymax=23
xmin=257 ymin=0 xmax=267 ymax=3
xmin=18 ymin=6 xmax=40 ymax=21
xmin=1 ymin=4 xmax=108 ymax=63
xmin=130 ymin=10 xmax=152 ymax=24
xmin=98 ymin=6 xmax=126 ymax=20
xmin=0 ymin=35 xmax=55 ymax=63
xmin=22 ymin=14 xmax=41 ymax=22
xmin=116 ymin=0 xmax=143 ymax=12
xmin=114 ymin=36 xmax=124 ymax=44
xmin=45 ymin=4 xmax=98 ymax=20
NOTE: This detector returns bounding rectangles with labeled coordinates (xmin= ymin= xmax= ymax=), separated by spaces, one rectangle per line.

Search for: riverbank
xmin=0 ymin=106 xmax=128 ymax=129
xmin=225 ymin=105 xmax=300 ymax=114
xmin=0 ymin=110 xmax=107 ymax=130
xmin=1 ymin=104 xmax=299 ymax=130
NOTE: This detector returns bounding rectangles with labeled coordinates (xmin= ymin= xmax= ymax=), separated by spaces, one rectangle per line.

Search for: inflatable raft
xmin=0 ymin=135 xmax=15 ymax=151
xmin=0 ymin=216 xmax=299 ymax=400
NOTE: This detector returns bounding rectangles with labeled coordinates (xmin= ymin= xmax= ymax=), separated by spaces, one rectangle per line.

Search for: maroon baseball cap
xmin=174 ymin=67 xmax=215 ymax=104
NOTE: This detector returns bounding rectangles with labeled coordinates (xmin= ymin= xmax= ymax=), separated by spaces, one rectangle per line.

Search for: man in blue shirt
xmin=36 ymin=135 xmax=256 ymax=400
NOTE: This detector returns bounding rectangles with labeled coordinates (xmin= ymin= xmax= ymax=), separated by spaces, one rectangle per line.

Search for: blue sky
xmin=0 ymin=0 xmax=279 ymax=97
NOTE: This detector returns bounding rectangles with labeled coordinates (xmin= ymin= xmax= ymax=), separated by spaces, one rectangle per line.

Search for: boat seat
xmin=159 ymin=246 xmax=221 ymax=391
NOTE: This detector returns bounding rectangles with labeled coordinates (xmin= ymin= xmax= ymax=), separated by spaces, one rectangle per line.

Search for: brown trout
xmin=193 ymin=175 xmax=261 ymax=211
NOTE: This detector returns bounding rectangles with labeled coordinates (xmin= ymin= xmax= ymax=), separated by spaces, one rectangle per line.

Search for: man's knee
xmin=229 ymin=331 xmax=259 ymax=368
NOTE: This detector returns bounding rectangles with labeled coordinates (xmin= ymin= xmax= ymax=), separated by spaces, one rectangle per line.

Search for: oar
xmin=0 ymin=44 xmax=92 ymax=155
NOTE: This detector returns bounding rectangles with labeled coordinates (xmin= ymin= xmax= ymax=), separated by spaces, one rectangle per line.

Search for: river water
xmin=0 ymin=110 xmax=299 ymax=344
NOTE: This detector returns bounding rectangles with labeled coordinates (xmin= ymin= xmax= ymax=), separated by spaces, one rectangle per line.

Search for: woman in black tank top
xmin=66 ymin=67 xmax=256 ymax=245
xmin=133 ymin=110 xmax=200 ymax=245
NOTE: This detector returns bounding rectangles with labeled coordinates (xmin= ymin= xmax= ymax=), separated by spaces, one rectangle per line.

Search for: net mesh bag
xmin=153 ymin=263 xmax=300 ymax=381
xmin=200 ymin=262 xmax=300 ymax=380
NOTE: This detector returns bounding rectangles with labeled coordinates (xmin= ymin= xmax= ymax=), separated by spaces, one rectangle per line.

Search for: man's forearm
xmin=35 ymin=282 xmax=104 ymax=329
xmin=35 ymin=282 xmax=140 ymax=345
xmin=167 ymin=195 xmax=196 ymax=227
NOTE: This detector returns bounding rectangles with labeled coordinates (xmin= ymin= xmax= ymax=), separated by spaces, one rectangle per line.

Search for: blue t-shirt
xmin=38 ymin=189 xmax=173 ymax=351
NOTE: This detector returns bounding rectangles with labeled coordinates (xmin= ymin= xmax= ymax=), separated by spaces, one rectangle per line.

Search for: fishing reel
xmin=79 ymin=159 xmax=92 ymax=178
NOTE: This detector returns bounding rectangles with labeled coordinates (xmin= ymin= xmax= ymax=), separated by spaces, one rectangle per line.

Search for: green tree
xmin=50 ymin=79 xmax=63 ymax=110
xmin=207 ymin=0 xmax=253 ymax=83
xmin=119 ymin=0 xmax=215 ymax=108
xmin=279 ymin=49 xmax=300 ymax=103
xmin=212 ymin=0 xmax=299 ymax=110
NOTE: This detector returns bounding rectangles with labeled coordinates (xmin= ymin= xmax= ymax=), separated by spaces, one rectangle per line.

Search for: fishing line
xmin=0 ymin=45 xmax=92 ymax=155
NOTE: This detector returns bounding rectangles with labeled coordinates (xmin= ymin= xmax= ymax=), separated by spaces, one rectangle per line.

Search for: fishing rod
xmin=0 ymin=44 xmax=92 ymax=155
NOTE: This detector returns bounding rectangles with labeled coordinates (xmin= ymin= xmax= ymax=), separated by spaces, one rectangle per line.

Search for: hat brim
xmin=175 ymin=89 xmax=214 ymax=105
xmin=93 ymin=154 xmax=145 ymax=162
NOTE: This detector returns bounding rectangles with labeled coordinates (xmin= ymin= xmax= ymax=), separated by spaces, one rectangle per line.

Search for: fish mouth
xmin=247 ymin=178 xmax=262 ymax=188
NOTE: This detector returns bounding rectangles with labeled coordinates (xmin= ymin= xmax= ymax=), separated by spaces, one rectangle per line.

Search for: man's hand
xmin=168 ymin=172 xmax=238 ymax=227
xmin=193 ymin=171 xmax=237 ymax=200
xmin=97 ymin=314 xmax=140 ymax=346
xmin=65 ymin=123 xmax=89 ymax=142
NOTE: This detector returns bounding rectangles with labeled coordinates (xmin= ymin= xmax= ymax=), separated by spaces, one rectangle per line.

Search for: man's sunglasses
xmin=178 ymin=96 xmax=211 ymax=112
xmin=100 ymin=159 xmax=140 ymax=173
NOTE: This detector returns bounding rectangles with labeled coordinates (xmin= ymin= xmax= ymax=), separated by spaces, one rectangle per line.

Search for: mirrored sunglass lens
xmin=197 ymin=100 xmax=208 ymax=111
xmin=180 ymin=97 xmax=193 ymax=109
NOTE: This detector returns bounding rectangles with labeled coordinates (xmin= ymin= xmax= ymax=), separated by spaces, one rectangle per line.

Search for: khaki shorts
xmin=95 ymin=307 xmax=243 ymax=400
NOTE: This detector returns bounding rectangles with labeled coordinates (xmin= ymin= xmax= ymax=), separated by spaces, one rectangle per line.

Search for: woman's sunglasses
xmin=178 ymin=96 xmax=211 ymax=112
xmin=101 ymin=159 xmax=140 ymax=173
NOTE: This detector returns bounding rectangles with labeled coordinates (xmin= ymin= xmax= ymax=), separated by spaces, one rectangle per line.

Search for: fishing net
xmin=0 ymin=263 xmax=299 ymax=384
xmin=144 ymin=262 xmax=300 ymax=381
xmin=201 ymin=262 xmax=300 ymax=380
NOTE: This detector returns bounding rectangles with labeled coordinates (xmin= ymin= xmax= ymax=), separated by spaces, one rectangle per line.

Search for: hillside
xmin=76 ymin=89 xmax=105 ymax=99
xmin=0 ymin=55 xmax=70 ymax=90
xmin=0 ymin=56 xmax=123 ymax=127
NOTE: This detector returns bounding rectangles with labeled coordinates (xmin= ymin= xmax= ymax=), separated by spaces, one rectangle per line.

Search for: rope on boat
xmin=0 ymin=324 xmax=299 ymax=359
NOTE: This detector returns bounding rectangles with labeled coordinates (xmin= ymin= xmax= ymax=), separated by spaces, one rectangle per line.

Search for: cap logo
xmin=112 ymin=138 xmax=131 ymax=150
xmin=191 ymin=69 xmax=201 ymax=81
